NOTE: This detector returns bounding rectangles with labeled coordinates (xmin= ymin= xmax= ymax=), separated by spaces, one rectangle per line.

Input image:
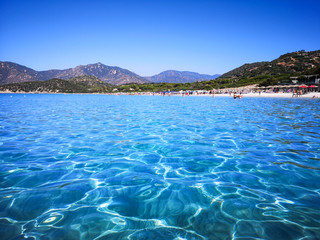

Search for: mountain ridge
xmin=0 ymin=62 xmax=148 ymax=85
xmin=40 ymin=62 xmax=148 ymax=85
xmin=0 ymin=61 xmax=220 ymax=85
xmin=0 ymin=61 xmax=42 ymax=85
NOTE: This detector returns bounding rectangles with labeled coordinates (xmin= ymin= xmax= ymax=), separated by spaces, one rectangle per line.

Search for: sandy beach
xmin=1 ymin=91 xmax=320 ymax=99
xmin=212 ymin=92 xmax=320 ymax=99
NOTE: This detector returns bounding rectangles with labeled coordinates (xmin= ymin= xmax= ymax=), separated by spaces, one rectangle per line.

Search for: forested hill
xmin=219 ymin=50 xmax=320 ymax=79
xmin=0 ymin=76 xmax=113 ymax=93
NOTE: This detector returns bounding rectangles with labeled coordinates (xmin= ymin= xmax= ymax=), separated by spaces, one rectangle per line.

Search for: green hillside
xmin=0 ymin=76 xmax=113 ymax=93
xmin=219 ymin=50 xmax=320 ymax=79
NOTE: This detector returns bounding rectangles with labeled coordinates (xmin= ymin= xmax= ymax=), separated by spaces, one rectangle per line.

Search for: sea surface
xmin=0 ymin=94 xmax=320 ymax=240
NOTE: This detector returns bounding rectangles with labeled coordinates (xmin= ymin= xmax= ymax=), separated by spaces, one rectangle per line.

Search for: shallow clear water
xmin=0 ymin=94 xmax=320 ymax=240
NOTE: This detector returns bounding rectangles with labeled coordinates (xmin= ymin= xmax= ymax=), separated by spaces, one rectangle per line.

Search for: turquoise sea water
xmin=0 ymin=94 xmax=320 ymax=240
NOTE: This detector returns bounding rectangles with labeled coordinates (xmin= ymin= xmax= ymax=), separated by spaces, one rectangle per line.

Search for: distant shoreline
xmin=1 ymin=91 xmax=320 ymax=99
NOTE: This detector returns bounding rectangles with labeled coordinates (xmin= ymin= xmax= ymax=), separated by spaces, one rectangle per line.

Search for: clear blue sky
xmin=1 ymin=0 xmax=319 ymax=76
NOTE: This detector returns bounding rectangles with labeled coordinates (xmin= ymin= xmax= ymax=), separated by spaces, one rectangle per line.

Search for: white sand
xmin=213 ymin=92 xmax=320 ymax=99
xmin=1 ymin=91 xmax=320 ymax=98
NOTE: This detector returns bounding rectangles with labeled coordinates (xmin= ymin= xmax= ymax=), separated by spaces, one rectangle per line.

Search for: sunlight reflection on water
xmin=0 ymin=94 xmax=320 ymax=239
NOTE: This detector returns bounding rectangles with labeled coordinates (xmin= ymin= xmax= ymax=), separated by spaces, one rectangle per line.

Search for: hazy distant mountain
xmin=146 ymin=70 xmax=220 ymax=83
xmin=219 ymin=50 xmax=320 ymax=79
xmin=0 ymin=62 xmax=148 ymax=85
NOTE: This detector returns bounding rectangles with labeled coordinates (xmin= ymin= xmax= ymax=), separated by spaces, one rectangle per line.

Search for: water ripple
xmin=0 ymin=94 xmax=320 ymax=239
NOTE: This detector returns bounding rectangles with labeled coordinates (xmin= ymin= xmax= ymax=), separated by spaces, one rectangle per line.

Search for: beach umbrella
xmin=299 ymin=85 xmax=308 ymax=88
xmin=308 ymin=85 xmax=317 ymax=88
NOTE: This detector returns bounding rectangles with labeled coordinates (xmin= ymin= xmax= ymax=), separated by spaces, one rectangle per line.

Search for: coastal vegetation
xmin=116 ymin=73 xmax=315 ymax=92
xmin=0 ymin=73 xmax=317 ymax=93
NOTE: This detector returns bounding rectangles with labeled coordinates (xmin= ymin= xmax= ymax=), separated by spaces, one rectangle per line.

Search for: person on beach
xmin=233 ymin=94 xmax=243 ymax=99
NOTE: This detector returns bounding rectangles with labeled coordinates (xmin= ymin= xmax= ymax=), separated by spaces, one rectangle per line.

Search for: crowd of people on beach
xmin=109 ymin=85 xmax=319 ymax=99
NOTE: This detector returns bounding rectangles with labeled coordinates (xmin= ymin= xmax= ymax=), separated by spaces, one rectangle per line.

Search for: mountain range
xmin=145 ymin=70 xmax=220 ymax=83
xmin=1 ymin=50 xmax=319 ymax=86
xmin=219 ymin=50 xmax=320 ymax=79
xmin=0 ymin=62 xmax=147 ymax=86
xmin=0 ymin=62 xmax=219 ymax=86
